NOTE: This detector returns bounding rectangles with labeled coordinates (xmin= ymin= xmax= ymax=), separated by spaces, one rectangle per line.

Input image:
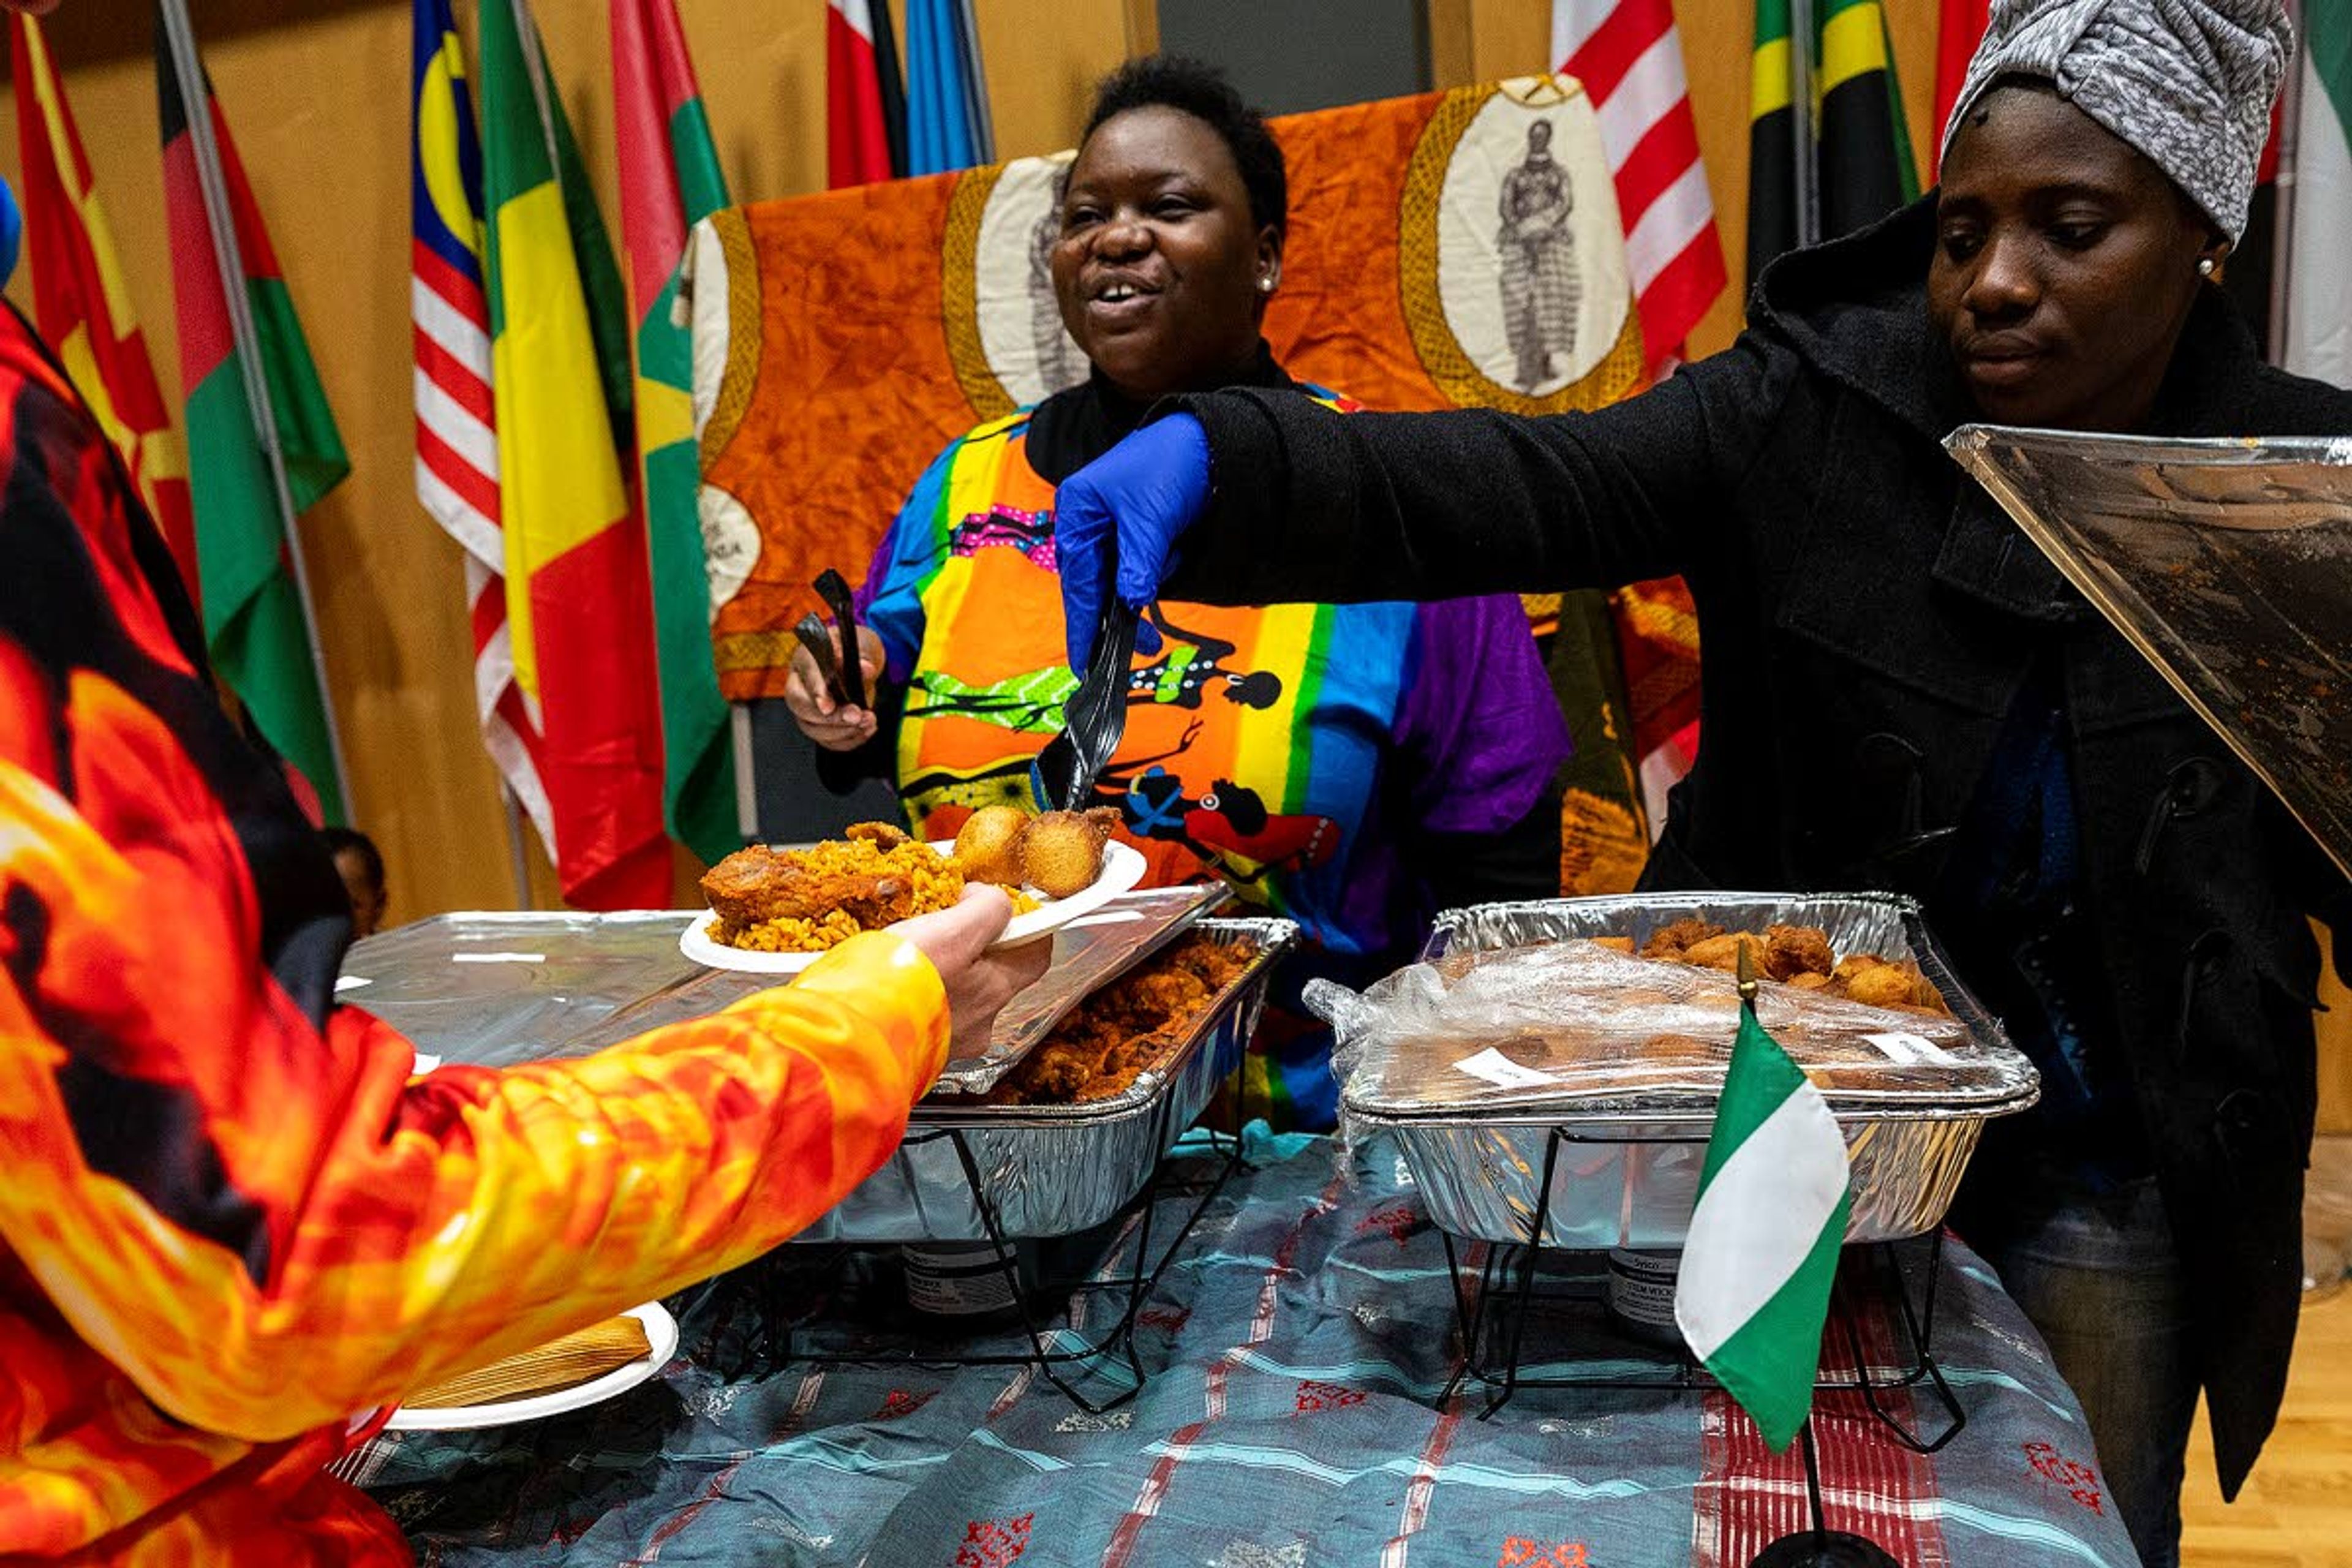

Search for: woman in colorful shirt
xmin=789 ymin=58 xmax=1569 ymax=1129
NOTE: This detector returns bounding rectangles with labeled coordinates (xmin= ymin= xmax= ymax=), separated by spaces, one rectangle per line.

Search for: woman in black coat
xmin=1048 ymin=2 xmax=2343 ymax=1564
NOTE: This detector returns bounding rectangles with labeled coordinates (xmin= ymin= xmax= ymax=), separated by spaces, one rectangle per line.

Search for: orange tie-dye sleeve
xmin=0 ymin=677 xmax=948 ymax=1438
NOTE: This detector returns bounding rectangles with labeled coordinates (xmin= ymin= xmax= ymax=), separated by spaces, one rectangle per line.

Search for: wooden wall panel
xmin=0 ymin=0 xmax=1131 ymax=925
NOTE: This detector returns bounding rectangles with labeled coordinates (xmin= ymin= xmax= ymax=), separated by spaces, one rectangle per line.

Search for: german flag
xmin=1747 ymin=0 xmax=1918 ymax=289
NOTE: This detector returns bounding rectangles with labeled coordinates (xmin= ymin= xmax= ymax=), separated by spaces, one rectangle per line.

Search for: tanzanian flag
xmin=156 ymin=23 xmax=350 ymax=823
xmin=612 ymin=0 xmax=738 ymax=866
xmin=480 ymin=0 xmax=671 ymax=910
xmin=1747 ymin=0 xmax=1918 ymax=288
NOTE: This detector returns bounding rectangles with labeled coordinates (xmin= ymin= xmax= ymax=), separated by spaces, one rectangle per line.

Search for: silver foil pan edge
xmin=797 ymin=916 xmax=1299 ymax=1242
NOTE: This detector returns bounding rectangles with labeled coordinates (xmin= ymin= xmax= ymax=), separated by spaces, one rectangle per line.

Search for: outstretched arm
xmin=1054 ymin=337 xmax=1795 ymax=671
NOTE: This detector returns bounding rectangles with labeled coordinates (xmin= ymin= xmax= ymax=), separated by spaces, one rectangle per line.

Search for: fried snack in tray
xmin=701 ymin=829 xmax=964 ymax=953
xmin=986 ymin=935 xmax=1254 ymax=1106
xmin=949 ymin=805 xmax=1121 ymax=898
xmin=1392 ymin=933 xmax=1977 ymax=1106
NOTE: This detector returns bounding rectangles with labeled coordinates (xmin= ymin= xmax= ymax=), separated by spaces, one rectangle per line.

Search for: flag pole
xmin=1789 ymin=0 xmax=1820 ymax=249
xmin=501 ymin=786 xmax=534 ymax=910
xmin=156 ymin=0 xmax=353 ymax=819
xmin=1736 ymin=948 xmax=1896 ymax=1568
xmin=2267 ymin=17 xmax=2304 ymax=367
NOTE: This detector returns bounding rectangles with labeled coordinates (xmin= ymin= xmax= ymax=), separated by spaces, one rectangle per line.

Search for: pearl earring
xmin=2198 ymin=257 xmax=2216 ymax=277
xmin=1258 ymin=277 xmax=1275 ymax=292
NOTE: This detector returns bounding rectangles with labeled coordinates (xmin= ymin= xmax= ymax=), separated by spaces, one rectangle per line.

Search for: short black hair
xmin=1079 ymin=55 xmax=1287 ymax=237
xmin=320 ymin=826 xmax=385 ymax=891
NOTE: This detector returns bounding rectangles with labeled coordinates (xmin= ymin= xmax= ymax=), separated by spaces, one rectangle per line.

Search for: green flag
xmin=614 ymin=0 xmax=739 ymax=865
xmin=158 ymin=26 xmax=350 ymax=822
xmin=1673 ymin=999 xmax=1853 ymax=1450
xmin=1747 ymin=0 xmax=1919 ymax=289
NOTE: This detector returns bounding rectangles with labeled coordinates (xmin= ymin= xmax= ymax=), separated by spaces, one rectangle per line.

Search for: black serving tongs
xmin=1031 ymin=601 xmax=1138 ymax=812
xmin=812 ymin=569 xmax=865 ymax=711
xmin=794 ymin=570 xmax=867 ymax=710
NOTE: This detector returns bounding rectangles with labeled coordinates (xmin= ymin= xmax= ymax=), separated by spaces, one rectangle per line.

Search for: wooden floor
xmin=2182 ymin=1137 xmax=2352 ymax=1567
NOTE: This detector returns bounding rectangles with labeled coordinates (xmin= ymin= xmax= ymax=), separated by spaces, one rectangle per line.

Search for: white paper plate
xmin=679 ymin=839 xmax=1148 ymax=974
xmin=383 ymin=1302 xmax=677 ymax=1432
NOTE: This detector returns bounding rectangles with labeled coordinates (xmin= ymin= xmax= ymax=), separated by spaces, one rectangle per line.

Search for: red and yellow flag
xmin=481 ymin=0 xmax=669 ymax=909
xmin=10 ymin=14 xmax=197 ymax=601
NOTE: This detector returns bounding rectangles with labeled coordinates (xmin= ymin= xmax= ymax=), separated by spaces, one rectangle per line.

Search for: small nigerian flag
xmin=1674 ymin=998 xmax=1853 ymax=1451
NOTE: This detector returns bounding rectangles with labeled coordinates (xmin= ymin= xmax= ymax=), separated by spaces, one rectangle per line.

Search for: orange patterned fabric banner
xmin=688 ymin=76 xmax=1656 ymax=702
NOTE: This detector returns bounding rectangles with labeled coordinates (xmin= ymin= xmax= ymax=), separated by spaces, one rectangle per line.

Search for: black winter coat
xmin=1166 ymin=197 xmax=2352 ymax=1494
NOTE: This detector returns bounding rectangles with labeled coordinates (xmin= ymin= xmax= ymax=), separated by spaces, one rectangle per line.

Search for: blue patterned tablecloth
xmin=365 ymin=1131 xmax=2136 ymax=1568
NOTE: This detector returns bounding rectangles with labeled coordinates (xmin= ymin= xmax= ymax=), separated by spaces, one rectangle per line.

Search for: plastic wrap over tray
xmin=342 ymin=890 xmax=1225 ymax=1086
xmin=796 ymin=917 xmax=1299 ymax=1243
xmin=1334 ymin=894 xmax=2038 ymax=1249
xmin=1947 ymin=426 xmax=2352 ymax=876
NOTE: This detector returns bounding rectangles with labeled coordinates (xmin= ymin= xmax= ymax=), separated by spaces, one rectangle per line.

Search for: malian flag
xmin=479 ymin=0 xmax=670 ymax=910
xmin=13 ymin=14 xmax=198 ymax=604
xmin=613 ymin=0 xmax=738 ymax=866
xmin=157 ymin=17 xmax=351 ymax=824
xmin=1552 ymin=0 xmax=1727 ymax=374
xmin=827 ymin=0 xmax=908 ymax=187
xmin=411 ymin=0 xmax=551 ymax=855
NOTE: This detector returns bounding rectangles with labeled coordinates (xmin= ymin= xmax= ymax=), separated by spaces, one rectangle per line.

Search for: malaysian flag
xmin=1553 ymin=0 xmax=1727 ymax=374
xmin=410 ymin=0 xmax=549 ymax=849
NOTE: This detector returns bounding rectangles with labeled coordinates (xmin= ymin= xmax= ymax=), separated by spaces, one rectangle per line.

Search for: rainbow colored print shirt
xmin=858 ymin=387 xmax=1567 ymax=964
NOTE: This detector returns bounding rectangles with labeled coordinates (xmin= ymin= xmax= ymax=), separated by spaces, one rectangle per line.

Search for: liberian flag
xmin=1674 ymin=995 xmax=1852 ymax=1452
xmin=12 ymin=13 xmax=198 ymax=603
xmin=613 ymin=0 xmax=739 ymax=865
xmin=1552 ymin=0 xmax=1727 ymax=374
xmin=2284 ymin=0 xmax=2352 ymax=387
xmin=411 ymin=0 xmax=551 ymax=854
xmin=905 ymin=0 xmax=993 ymax=176
xmin=827 ymin=0 xmax=907 ymax=187
xmin=157 ymin=19 xmax=351 ymax=825
xmin=480 ymin=0 xmax=670 ymax=909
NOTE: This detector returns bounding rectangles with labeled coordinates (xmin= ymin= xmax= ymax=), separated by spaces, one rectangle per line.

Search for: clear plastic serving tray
xmin=1334 ymin=894 xmax=2040 ymax=1250
xmin=1947 ymin=426 xmax=2352 ymax=877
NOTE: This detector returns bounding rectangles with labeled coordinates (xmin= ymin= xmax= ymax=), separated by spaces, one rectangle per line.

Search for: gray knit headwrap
xmin=1940 ymin=0 xmax=2291 ymax=241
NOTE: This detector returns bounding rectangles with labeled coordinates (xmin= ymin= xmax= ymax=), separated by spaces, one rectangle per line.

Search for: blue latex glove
xmin=1054 ymin=412 xmax=1212 ymax=673
xmin=0 ymin=178 xmax=20 ymax=289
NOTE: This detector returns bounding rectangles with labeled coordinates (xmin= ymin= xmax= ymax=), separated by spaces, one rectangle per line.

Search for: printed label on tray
xmin=1861 ymin=1030 xmax=1959 ymax=1066
xmin=902 ymin=1245 xmax=1020 ymax=1316
xmin=1452 ymin=1047 xmax=1565 ymax=1090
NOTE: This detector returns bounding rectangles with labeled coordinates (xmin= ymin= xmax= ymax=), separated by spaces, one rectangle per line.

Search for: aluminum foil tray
xmin=798 ymin=916 xmax=1299 ymax=1243
xmin=1947 ymin=426 xmax=2352 ymax=876
xmin=1340 ymin=894 xmax=2039 ymax=1250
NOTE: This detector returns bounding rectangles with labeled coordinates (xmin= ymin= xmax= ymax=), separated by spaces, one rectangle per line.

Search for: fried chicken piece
xmin=1787 ymin=971 xmax=1833 ymax=991
xmin=1016 ymin=1044 xmax=1096 ymax=1102
xmin=845 ymin=820 xmax=913 ymax=850
xmin=1763 ymin=923 xmax=1835 ymax=981
xmin=1680 ymin=932 xmax=1764 ymax=975
xmin=1642 ymin=917 xmax=1725 ymax=960
xmin=1025 ymin=807 xmax=1121 ymax=898
xmin=698 ymin=842 xmax=932 ymax=927
xmin=953 ymin=805 xmax=1032 ymax=888
xmin=699 ymin=845 xmax=799 ymax=926
xmin=1591 ymin=935 xmax=1636 ymax=954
